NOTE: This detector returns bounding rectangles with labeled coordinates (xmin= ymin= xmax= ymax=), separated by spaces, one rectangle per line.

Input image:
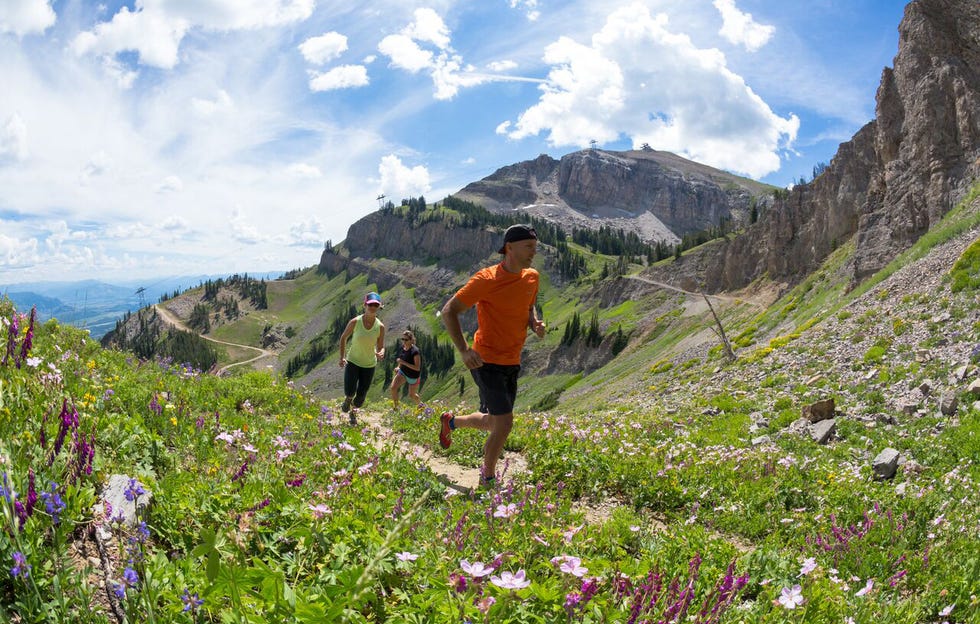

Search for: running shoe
xmin=439 ymin=412 xmax=453 ymax=448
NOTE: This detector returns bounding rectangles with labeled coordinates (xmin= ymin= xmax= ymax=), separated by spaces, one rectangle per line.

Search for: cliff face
xmin=673 ymin=0 xmax=980 ymax=292
xmin=454 ymin=148 xmax=774 ymax=241
xmin=318 ymin=211 xmax=499 ymax=276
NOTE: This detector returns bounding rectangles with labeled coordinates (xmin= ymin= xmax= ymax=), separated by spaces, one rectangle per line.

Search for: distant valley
xmin=1 ymin=273 xmax=284 ymax=339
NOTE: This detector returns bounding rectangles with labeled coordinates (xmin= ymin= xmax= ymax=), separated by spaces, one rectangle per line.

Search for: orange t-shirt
xmin=454 ymin=263 xmax=539 ymax=365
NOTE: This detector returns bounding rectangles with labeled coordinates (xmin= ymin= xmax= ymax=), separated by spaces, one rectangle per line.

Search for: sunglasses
xmin=365 ymin=302 xmax=380 ymax=308
xmin=401 ymin=337 xmax=411 ymax=341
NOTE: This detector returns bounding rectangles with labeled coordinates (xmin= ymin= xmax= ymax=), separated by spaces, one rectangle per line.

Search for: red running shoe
xmin=439 ymin=412 xmax=453 ymax=448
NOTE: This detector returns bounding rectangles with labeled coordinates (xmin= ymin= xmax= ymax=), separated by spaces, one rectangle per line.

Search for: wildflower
xmin=181 ymin=588 xmax=204 ymax=612
xmin=285 ymin=474 xmax=306 ymax=487
xmin=114 ymin=566 xmax=139 ymax=597
xmin=490 ymin=569 xmax=530 ymax=590
xmin=231 ymin=461 xmax=249 ymax=482
xmin=10 ymin=551 xmax=30 ymax=578
xmin=799 ymin=557 xmax=817 ymax=576
xmin=777 ymin=584 xmax=804 ymax=609
xmin=3 ymin=314 xmax=18 ymax=366
xmin=124 ymin=478 xmax=145 ymax=501
xmin=493 ymin=503 xmax=518 ymax=518
xmin=308 ymin=503 xmax=331 ymax=519
xmin=562 ymin=524 xmax=584 ymax=543
xmin=551 ymin=555 xmax=588 ymax=577
xmin=18 ymin=307 xmax=36 ymax=366
xmin=449 ymin=572 xmax=468 ymax=593
xmin=855 ymin=578 xmax=874 ymax=596
xmin=40 ymin=482 xmax=66 ymax=525
xmin=475 ymin=596 xmax=495 ymax=614
xmin=460 ymin=559 xmax=494 ymax=579
xmin=395 ymin=552 xmax=418 ymax=562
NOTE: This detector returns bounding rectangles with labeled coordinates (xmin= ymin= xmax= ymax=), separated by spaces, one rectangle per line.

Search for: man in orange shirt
xmin=439 ymin=224 xmax=546 ymax=489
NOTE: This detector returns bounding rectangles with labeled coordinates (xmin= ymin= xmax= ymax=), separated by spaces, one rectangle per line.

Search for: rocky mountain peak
xmin=660 ymin=0 xmax=980 ymax=293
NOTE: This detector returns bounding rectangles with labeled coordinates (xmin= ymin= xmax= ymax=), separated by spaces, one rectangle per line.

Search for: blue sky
xmin=0 ymin=0 xmax=907 ymax=284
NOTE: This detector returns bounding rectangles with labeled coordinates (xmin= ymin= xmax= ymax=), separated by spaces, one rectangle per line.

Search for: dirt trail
xmin=352 ymin=407 xmax=528 ymax=495
xmin=625 ymin=275 xmax=767 ymax=309
xmin=153 ymin=304 xmax=276 ymax=373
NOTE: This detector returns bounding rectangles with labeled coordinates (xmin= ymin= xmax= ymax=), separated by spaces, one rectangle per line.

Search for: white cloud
xmin=0 ymin=0 xmax=56 ymax=36
xmin=155 ymin=176 xmax=184 ymax=193
xmin=0 ymin=114 xmax=29 ymax=163
xmin=487 ymin=60 xmax=518 ymax=72
xmin=713 ymin=0 xmax=774 ymax=52
xmin=378 ymin=154 xmax=430 ymax=200
xmin=71 ymin=0 xmax=315 ymax=69
xmin=404 ymin=8 xmax=451 ymax=49
xmin=0 ymin=231 xmax=39 ymax=269
xmin=508 ymin=0 xmax=540 ymax=22
xmin=501 ymin=3 xmax=798 ymax=178
xmin=286 ymin=163 xmax=322 ymax=178
xmin=230 ymin=210 xmax=264 ymax=245
xmin=299 ymin=31 xmax=348 ymax=65
xmin=309 ymin=65 xmax=369 ymax=91
xmin=80 ymin=150 xmax=112 ymax=184
xmin=378 ymin=34 xmax=433 ymax=73
xmin=192 ymin=90 xmax=234 ymax=116
xmin=288 ymin=217 xmax=328 ymax=246
xmin=378 ymin=8 xmax=495 ymax=100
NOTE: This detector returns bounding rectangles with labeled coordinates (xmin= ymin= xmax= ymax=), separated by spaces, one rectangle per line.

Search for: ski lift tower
xmin=376 ymin=194 xmax=387 ymax=209
xmin=135 ymin=287 xmax=147 ymax=309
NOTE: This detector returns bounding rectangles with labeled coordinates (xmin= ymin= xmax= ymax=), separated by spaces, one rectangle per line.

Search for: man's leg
xmin=481 ymin=412 xmax=513 ymax=479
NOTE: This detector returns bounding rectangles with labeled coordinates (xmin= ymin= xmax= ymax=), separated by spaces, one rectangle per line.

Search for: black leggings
xmin=344 ymin=362 xmax=376 ymax=408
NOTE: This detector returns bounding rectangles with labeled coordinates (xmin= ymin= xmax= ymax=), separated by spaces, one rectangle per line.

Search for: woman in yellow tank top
xmin=338 ymin=292 xmax=386 ymax=425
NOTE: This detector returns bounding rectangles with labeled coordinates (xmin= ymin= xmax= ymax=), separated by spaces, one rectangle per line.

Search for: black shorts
xmin=470 ymin=363 xmax=520 ymax=416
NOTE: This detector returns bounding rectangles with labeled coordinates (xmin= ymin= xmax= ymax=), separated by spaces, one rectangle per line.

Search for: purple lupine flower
xmin=10 ymin=551 xmax=30 ymax=579
xmin=26 ymin=469 xmax=37 ymax=518
xmin=285 ymin=474 xmax=306 ymax=487
xmin=38 ymin=412 xmax=47 ymax=449
xmin=124 ymin=478 xmax=145 ymax=501
xmin=149 ymin=394 xmax=163 ymax=416
xmin=231 ymin=460 xmax=249 ymax=482
xmin=14 ymin=500 xmax=27 ymax=529
xmin=113 ymin=566 xmax=139 ymax=598
xmin=181 ymin=588 xmax=204 ymax=612
xmin=3 ymin=314 xmax=18 ymax=366
xmin=18 ymin=306 xmax=36 ymax=367
xmin=40 ymin=482 xmax=66 ymax=525
xmin=248 ymin=498 xmax=271 ymax=513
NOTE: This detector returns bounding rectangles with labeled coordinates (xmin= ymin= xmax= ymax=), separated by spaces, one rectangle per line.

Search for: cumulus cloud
xmin=299 ymin=31 xmax=348 ymax=65
xmin=508 ymin=0 xmax=540 ymax=22
xmin=288 ymin=216 xmax=328 ymax=246
xmin=71 ymin=0 xmax=315 ymax=69
xmin=378 ymin=8 xmax=494 ymax=100
xmin=713 ymin=0 xmax=774 ymax=52
xmin=230 ymin=210 xmax=264 ymax=244
xmin=378 ymin=33 xmax=434 ymax=73
xmin=309 ymin=65 xmax=369 ymax=91
xmin=0 ymin=0 xmax=56 ymax=36
xmin=500 ymin=3 xmax=797 ymax=178
xmin=378 ymin=154 xmax=430 ymax=200
xmin=0 ymin=114 xmax=29 ymax=163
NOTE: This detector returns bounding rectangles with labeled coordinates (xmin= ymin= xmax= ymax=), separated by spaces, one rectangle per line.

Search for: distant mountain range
xmin=1 ymin=273 xmax=284 ymax=339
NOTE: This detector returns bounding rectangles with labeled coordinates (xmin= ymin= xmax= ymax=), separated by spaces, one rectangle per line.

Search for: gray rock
xmin=873 ymin=448 xmax=901 ymax=480
xmin=810 ymin=419 xmax=837 ymax=445
xmin=939 ymin=393 xmax=958 ymax=416
xmin=95 ymin=474 xmax=152 ymax=541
